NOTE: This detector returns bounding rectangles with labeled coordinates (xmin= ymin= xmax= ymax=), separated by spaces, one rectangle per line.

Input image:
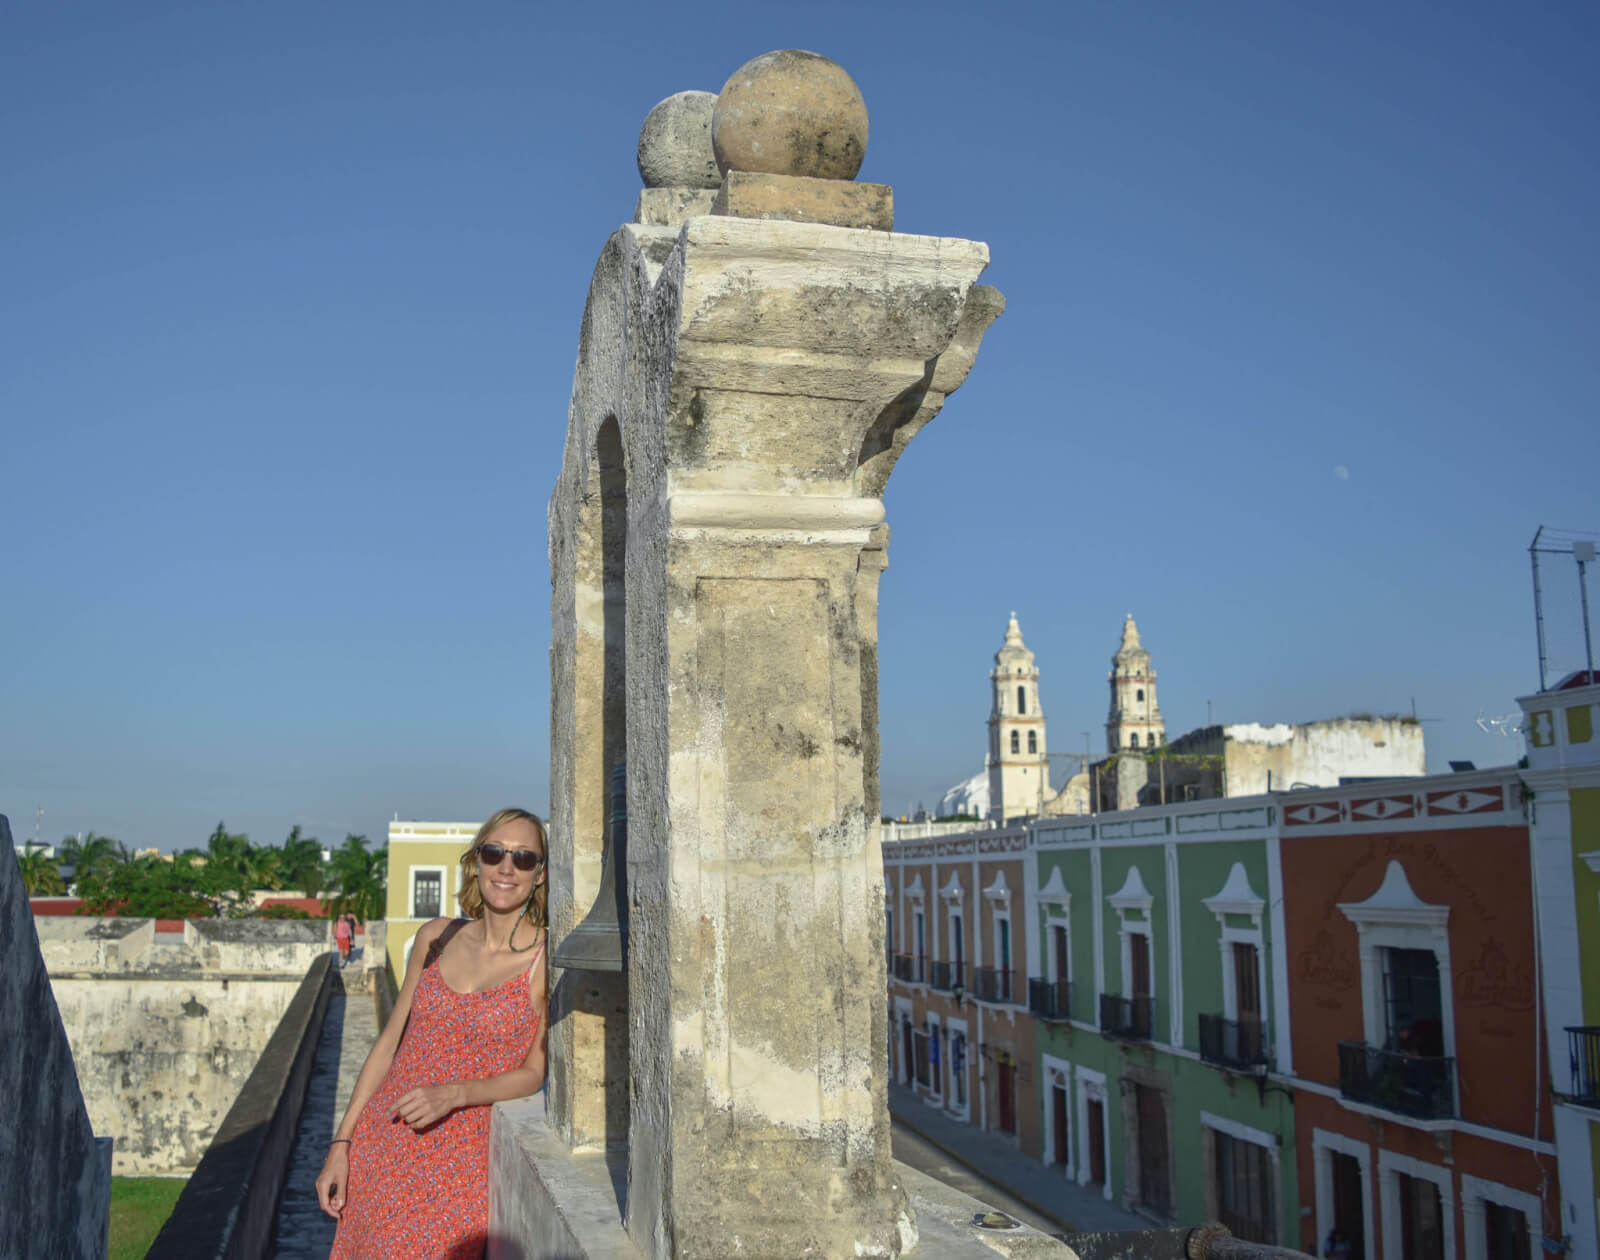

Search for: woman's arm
xmin=315 ymin=916 xmax=452 ymax=1216
xmin=390 ymin=941 xmax=549 ymax=1130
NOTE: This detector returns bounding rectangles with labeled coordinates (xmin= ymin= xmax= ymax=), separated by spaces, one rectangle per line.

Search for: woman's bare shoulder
xmin=414 ymin=917 xmax=457 ymax=947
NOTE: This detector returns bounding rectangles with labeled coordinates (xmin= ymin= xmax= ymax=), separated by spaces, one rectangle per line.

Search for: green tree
xmin=76 ymin=855 xmax=216 ymax=919
xmin=189 ymin=821 xmax=255 ymax=904
xmin=16 ymin=843 xmax=67 ymax=896
xmin=278 ymin=826 xmax=326 ymax=897
xmin=324 ymin=834 xmax=387 ymax=922
xmin=61 ymin=832 xmax=129 ymax=886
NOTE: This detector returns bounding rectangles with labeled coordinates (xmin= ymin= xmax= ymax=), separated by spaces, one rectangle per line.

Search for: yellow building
xmin=1520 ymin=672 xmax=1600 ymax=1259
xmin=385 ymin=820 xmax=478 ymax=977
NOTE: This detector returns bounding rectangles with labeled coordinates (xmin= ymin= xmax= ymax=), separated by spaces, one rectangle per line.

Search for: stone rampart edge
xmin=146 ymin=951 xmax=335 ymax=1260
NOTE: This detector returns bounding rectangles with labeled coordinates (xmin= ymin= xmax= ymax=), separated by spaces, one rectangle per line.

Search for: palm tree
xmin=63 ymin=832 xmax=128 ymax=886
xmin=279 ymin=826 xmax=326 ymax=898
xmin=324 ymin=834 xmax=387 ymax=922
xmin=16 ymin=843 xmax=66 ymax=896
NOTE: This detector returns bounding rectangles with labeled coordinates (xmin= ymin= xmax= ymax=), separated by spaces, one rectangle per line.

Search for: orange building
xmin=1279 ymin=768 xmax=1558 ymax=1259
xmin=885 ymin=825 xmax=1039 ymax=1153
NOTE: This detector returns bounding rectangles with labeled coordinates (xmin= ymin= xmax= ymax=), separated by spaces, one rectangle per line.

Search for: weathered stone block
xmin=633 ymin=187 xmax=717 ymax=227
xmin=710 ymin=170 xmax=893 ymax=229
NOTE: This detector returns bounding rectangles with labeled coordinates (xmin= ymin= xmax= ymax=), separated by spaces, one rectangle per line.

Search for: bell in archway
xmin=554 ymin=762 xmax=628 ymax=971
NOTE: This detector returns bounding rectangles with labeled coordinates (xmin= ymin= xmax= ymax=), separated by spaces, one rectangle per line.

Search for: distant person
xmin=317 ymin=808 xmax=548 ymax=1258
xmin=333 ymin=914 xmax=352 ymax=968
xmin=1323 ymin=1226 xmax=1352 ymax=1259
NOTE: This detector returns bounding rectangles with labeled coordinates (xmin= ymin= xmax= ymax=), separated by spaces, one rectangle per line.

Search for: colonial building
xmin=383 ymin=819 xmax=478 ymax=976
xmin=988 ymin=613 xmax=1051 ymax=822
xmin=1278 ymin=769 xmax=1557 ymax=1260
xmin=885 ymin=826 xmax=1038 ymax=1150
xmin=1028 ymin=797 xmax=1295 ymax=1244
xmin=1520 ymin=671 xmax=1600 ymax=1258
xmin=886 ymin=754 xmax=1566 ymax=1256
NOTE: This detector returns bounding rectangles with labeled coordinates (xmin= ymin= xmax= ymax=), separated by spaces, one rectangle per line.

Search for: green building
xmin=1028 ymin=797 xmax=1296 ymax=1247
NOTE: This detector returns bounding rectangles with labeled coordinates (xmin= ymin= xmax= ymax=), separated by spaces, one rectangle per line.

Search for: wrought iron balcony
xmin=890 ymin=953 xmax=918 ymax=984
xmin=972 ymin=966 xmax=1015 ymax=1004
xmin=1198 ymin=1013 xmax=1267 ymax=1070
xmin=929 ymin=960 xmax=968 ymax=993
xmin=1337 ymin=1041 xmax=1455 ymax=1119
xmin=1566 ymin=1026 xmax=1600 ymax=1105
xmin=1100 ymin=993 xmax=1155 ymax=1041
xmin=1028 ymin=977 xmax=1072 ymax=1022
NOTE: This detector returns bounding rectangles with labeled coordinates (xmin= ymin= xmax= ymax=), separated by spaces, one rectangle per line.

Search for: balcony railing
xmin=890 ymin=953 xmax=919 ymax=984
xmin=929 ymin=960 xmax=968 ymax=993
xmin=1199 ymin=1013 xmax=1267 ymax=1070
xmin=1337 ymin=1041 xmax=1455 ymax=1119
xmin=972 ymin=966 xmax=1015 ymax=1005
xmin=1100 ymin=993 xmax=1155 ymax=1041
xmin=1566 ymin=1026 xmax=1600 ymax=1105
xmin=1029 ymin=977 xmax=1072 ymax=1022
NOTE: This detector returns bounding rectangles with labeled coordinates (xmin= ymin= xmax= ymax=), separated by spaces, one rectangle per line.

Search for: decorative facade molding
xmin=1107 ymin=866 xmax=1153 ymax=916
xmin=1338 ymin=861 xmax=1449 ymax=933
xmin=1202 ymin=861 xmax=1265 ymax=926
xmin=981 ymin=871 xmax=1011 ymax=907
xmin=1035 ymin=866 xmax=1070 ymax=911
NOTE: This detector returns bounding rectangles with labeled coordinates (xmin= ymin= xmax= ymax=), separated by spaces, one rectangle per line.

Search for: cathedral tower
xmin=988 ymin=612 xmax=1050 ymax=821
xmin=1106 ymin=614 xmax=1164 ymax=753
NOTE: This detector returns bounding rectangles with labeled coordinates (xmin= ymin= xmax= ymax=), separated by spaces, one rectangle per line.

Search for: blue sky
xmin=3 ymin=1 xmax=1595 ymax=850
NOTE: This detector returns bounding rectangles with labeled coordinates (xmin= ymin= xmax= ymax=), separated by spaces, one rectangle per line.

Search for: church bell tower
xmin=1106 ymin=614 xmax=1164 ymax=753
xmin=988 ymin=612 xmax=1050 ymax=821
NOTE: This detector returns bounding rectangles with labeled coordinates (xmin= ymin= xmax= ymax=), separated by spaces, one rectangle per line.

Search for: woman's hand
xmin=315 ymin=1145 xmax=349 ymax=1219
xmin=390 ymin=1082 xmax=465 ymax=1131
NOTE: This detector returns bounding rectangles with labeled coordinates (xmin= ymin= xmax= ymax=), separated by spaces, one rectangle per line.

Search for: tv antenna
xmin=1530 ymin=526 xmax=1598 ymax=690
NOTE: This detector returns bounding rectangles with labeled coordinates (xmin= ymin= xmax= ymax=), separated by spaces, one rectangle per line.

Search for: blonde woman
xmin=318 ymin=809 xmax=549 ymax=1259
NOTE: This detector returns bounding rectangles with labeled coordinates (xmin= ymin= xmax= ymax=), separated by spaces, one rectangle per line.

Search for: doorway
xmin=1087 ymin=1098 xmax=1106 ymax=1185
xmin=1051 ymin=1082 xmax=1069 ymax=1168
xmin=1329 ymin=1151 xmax=1365 ymax=1260
xmin=995 ymin=1059 xmax=1017 ymax=1135
xmin=1135 ymin=1084 xmax=1171 ymax=1216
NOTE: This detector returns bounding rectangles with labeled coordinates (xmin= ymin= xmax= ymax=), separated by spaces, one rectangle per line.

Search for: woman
xmin=317 ymin=808 xmax=549 ymax=1259
xmin=333 ymin=913 xmax=352 ymax=968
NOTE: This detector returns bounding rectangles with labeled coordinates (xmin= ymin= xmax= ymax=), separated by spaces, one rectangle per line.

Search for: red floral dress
xmin=329 ymin=934 xmax=544 ymax=1260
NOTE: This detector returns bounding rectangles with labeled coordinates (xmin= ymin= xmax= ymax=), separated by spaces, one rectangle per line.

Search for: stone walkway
xmin=271 ymin=954 xmax=381 ymax=1258
xmin=888 ymin=1083 xmax=1148 ymax=1236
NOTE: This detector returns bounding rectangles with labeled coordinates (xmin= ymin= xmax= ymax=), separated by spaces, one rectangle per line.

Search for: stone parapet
xmin=488 ymin=1099 xmax=1075 ymax=1259
xmin=146 ymin=955 xmax=336 ymax=1260
xmin=36 ymin=915 xmax=330 ymax=976
xmin=0 ymin=816 xmax=112 ymax=1260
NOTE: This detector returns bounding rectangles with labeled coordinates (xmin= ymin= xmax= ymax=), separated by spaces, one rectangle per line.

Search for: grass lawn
xmin=109 ymin=1176 xmax=187 ymax=1260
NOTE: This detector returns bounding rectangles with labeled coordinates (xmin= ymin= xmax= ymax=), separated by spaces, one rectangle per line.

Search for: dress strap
xmin=422 ymin=918 xmax=469 ymax=971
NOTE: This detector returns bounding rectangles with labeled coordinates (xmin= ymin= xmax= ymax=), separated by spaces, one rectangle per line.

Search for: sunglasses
xmin=476 ymin=843 xmax=546 ymax=872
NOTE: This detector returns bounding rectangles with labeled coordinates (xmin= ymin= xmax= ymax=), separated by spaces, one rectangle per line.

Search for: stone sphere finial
xmin=637 ymin=90 xmax=720 ymax=189
xmin=711 ymin=50 xmax=868 ymax=180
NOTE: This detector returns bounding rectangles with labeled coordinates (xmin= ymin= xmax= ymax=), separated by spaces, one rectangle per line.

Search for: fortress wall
xmin=41 ymin=917 xmax=328 ymax=1174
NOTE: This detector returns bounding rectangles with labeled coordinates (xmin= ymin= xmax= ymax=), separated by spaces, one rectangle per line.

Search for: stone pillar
xmin=549 ymin=51 xmax=1002 ymax=1258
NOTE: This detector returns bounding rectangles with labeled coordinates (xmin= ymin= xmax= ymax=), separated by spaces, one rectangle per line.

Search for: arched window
xmin=1130 ymin=733 xmax=1140 ymax=749
xmin=1136 ymin=688 xmax=1144 ymax=702
xmin=1027 ymin=730 xmax=1037 ymax=754
xmin=1017 ymin=685 xmax=1026 ymax=715
xmin=1010 ymin=731 xmax=1020 ymax=755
